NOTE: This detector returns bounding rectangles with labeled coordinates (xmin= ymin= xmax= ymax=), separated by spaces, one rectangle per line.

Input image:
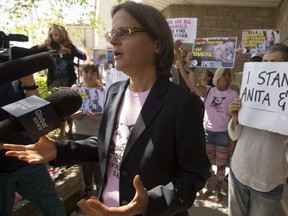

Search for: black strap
xmin=203 ymin=86 xmax=212 ymax=104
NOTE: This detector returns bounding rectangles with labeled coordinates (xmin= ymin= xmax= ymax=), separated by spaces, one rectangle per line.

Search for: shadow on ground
xmin=188 ymin=166 xmax=229 ymax=216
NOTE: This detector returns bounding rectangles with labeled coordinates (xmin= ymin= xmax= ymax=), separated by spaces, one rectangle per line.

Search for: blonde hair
xmin=48 ymin=24 xmax=72 ymax=47
xmin=212 ymin=68 xmax=232 ymax=86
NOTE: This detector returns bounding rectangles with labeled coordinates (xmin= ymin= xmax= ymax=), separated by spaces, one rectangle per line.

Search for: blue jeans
xmin=0 ymin=164 xmax=65 ymax=216
xmin=228 ymin=169 xmax=283 ymax=216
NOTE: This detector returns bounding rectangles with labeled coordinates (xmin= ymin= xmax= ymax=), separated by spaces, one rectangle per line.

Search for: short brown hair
xmin=80 ymin=60 xmax=99 ymax=77
xmin=111 ymin=2 xmax=174 ymax=78
xmin=265 ymin=43 xmax=288 ymax=62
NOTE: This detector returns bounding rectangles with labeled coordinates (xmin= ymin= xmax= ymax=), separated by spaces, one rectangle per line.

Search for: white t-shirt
xmin=102 ymin=87 xmax=150 ymax=207
xmin=228 ymin=120 xmax=288 ymax=192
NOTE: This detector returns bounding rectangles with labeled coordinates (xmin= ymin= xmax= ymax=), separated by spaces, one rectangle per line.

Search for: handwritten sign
xmin=242 ymin=29 xmax=281 ymax=55
xmin=166 ymin=18 xmax=197 ymax=44
xmin=191 ymin=37 xmax=237 ymax=68
xmin=239 ymin=62 xmax=288 ymax=135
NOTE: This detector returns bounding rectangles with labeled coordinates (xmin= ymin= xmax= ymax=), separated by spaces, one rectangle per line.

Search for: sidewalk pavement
xmin=70 ymin=165 xmax=285 ymax=216
xmin=188 ymin=173 xmax=228 ymax=216
xmin=72 ymin=166 xmax=229 ymax=216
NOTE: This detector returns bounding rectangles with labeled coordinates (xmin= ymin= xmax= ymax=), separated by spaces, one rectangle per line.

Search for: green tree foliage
xmin=0 ymin=0 xmax=100 ymax=45
xmin=1 ymin=0 xmax=105 ymax=99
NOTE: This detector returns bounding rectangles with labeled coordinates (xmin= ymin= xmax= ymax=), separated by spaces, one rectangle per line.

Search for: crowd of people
xmin=172 ymin=36 xmax=288 ymax=215
xmin=0 ymin=1 xmax=287 ymax=216
xmin=70 ymin=60 xmax=104 ymax=199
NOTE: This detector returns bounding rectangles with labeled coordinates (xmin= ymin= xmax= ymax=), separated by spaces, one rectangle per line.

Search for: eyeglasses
xmin=105 ymin=26 xmax=146 ymax=42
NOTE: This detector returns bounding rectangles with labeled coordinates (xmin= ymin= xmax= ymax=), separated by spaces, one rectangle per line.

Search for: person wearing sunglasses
xmin=3 ymin=2 xmax=210 ymax=216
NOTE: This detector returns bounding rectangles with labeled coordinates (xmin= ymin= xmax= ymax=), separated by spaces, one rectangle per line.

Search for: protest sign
xmin=106 ymin=49 xmax=114 ymax=68
xmin=105 ymin=68 xmax=129 ymax=91
xmin=166 ymin=18 xmax=197 ymax=44
xmin=192 ymin=37 xmax=237 ymax=68
xmin=239 ymin=62 xmax=288 ymax=135
xmin=93 ymin=49 xmax=107 ymax=66
xmin=59 ymin=87 xmax=105 ymax=114
xmin=242 ymin=29 xmax=281 ymax=55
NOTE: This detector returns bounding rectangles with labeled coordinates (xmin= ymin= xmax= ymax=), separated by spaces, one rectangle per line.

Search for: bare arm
xmin=173 ymin=39 xmax=182 ymax=65
xmin=188 ymin=72 xmax=207 ymax=97
xmin=176 ymin=50 xmax=192 ymax=90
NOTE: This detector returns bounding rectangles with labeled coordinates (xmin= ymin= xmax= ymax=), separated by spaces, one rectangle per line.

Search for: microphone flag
xmin=1 ymin=95 xmax=60 ymax=140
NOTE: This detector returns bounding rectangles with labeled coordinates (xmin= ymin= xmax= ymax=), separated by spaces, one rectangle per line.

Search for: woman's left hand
xmin=78 ymin=175 xmax=148 ymax=216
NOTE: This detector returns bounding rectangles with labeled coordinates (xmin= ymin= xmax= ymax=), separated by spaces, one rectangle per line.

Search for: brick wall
xmin=162 ymin=4 xmax=276 ymax=72
xmin=276 ymin=0 xmax=288 ymax=45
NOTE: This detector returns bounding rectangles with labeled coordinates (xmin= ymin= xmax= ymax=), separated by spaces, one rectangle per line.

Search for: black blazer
xmin=55 ymin=77 xmax=210 ymax=216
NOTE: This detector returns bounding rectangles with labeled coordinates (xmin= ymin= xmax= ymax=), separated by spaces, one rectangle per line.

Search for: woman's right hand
xmin=3 ymin=136 xmax=57 ymax=164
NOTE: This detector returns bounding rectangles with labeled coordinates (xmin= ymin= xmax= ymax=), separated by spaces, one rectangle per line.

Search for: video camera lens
xmin=50 ymin=40 xmax=60 ymax=50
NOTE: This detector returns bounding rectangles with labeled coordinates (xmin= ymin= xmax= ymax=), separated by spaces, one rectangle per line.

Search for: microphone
xmin=0 ymin=90 xmax=82 ymax=141
xmin=0 ymin=52 xmax=55 ymax=85
xmin=10 ymin=46 xmax=42 ymax=60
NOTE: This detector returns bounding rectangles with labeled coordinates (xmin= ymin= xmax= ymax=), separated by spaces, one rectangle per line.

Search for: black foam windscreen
xmin=0 ymin=91 xmax=82 ymax=142
xmin=0 ymin=52 xmax=54 ymax=84
xmin=45 ymin=90 xmax=83 ymax=118
xmin=10 ymin=46 xmax=40 ymax=60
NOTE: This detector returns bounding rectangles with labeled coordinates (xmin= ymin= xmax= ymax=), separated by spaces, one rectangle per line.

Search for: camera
xmin=50 ymin=40 xmax=60 ymax=50
xmin=0 ymin=31 xmax=29 ymax=63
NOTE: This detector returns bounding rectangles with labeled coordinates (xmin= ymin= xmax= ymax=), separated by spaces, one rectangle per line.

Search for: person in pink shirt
xmin=187 ymin=66 xmax=238 ymax=203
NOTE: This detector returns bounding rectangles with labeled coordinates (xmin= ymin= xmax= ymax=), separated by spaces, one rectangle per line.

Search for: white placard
xmin=166 ymin=18 xmax=197 ymax=44
xmin=239 ymin=62 xmax=288 ymax=135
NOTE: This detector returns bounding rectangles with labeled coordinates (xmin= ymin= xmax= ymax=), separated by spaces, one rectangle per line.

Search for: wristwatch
xmin=22 ymin=83 xmax=39 ymax=90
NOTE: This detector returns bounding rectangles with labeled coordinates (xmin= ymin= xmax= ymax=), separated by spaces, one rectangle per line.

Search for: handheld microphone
xmin=0 ymin=52 xmax=55 ymax=85
xmin=0 ymin=90 xmax=82 ymax=141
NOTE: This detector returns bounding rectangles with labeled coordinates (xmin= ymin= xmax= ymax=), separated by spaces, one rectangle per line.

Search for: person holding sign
xmin=3 ymin=2 xmax=210 ymax=215
xmin=173 ymin=40 xmax=191 ymax=92
xmin=70 ymin=60 xmax=104 ymax=199
xmin=227 ymin=43 xmax=288 ymax=216
xmin=180 ymin=59 xmax=238 ymax=202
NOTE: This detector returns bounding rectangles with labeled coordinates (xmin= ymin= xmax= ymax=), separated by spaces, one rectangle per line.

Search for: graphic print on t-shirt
xmin=109 ymin=120 xmax=134 ymax=179
xmin=209 ymin=96 xmax=226 ymax=112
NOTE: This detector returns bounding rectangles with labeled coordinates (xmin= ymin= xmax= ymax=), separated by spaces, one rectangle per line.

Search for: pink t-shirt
xmin=102 ymin=87 xmax=150 ymax=207
xmin=204 ymin=87 xmax=238 ymax=132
